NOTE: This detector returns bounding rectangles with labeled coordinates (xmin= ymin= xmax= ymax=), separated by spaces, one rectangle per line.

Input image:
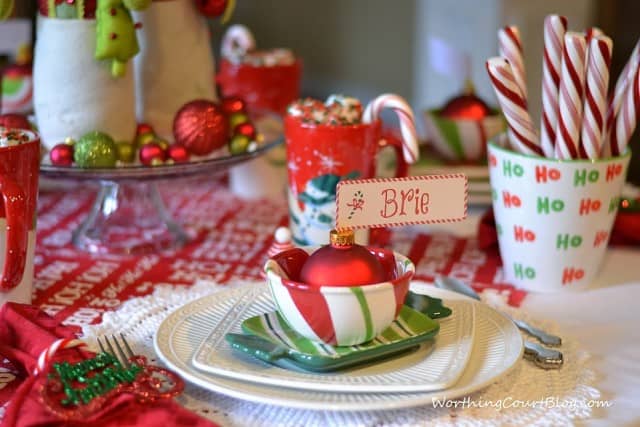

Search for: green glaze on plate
xmin=226 ymin=306 xmax=440 ymax=372
xmin=404 ymin=291 xmax=453 ymax=319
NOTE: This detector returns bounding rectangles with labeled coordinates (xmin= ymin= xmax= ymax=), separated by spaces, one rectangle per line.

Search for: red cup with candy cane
xmin=285 ymin=94 xmax=419 ymax=246
xmin=0 ymin=127 xmax=39 ymax=305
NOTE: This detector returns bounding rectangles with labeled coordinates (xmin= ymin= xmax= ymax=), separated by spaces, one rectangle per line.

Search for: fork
xmin=97 ymin=334 xmax=184 ymax=399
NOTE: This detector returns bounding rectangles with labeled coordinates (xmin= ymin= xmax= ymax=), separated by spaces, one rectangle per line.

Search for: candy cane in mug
xmin=498 ymin=26 xmax=528 ymax=99
xmin=34 ymin=338 xmax=87 ymax=376
xmin=486 ymin=57 xmax=542 ymax=156
xmin=540 ymin=15 xmax=567 ymax=158
xmin=363 ymin=94 xmax=419 ymax=164
xmin=555 ymin=32 xmax=587 ymax=160
xmin=606 ymin=67 xmax=640 ymax=157
xmin=221 ymin=24 xmax=256 ymax=61
xmin=580 ymin=35 xmax=612 ymax=159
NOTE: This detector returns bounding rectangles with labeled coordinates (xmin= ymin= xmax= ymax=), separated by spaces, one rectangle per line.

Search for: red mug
xmin=217 ymin=58 xmax=302 ymax=116
xmin=285 ymin=116 xmax=408 ymax=245
xmin=0 ymin=128 xmax=39 ymax=305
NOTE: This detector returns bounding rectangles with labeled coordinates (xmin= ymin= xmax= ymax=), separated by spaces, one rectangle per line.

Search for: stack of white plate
xmin=154 ymin=283 xmax=523 ymax=412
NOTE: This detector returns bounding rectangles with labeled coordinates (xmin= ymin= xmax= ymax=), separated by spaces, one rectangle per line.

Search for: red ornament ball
xmin=234 ymin=122 xmax=256 ymax=139
xmin=173 ymin=100 xmax=229 ymax=156
xmin=136 ymin=122 xmax=154 ymax=136
xmin=139 ymin=142 xmax=166 ymax=166
xmin=0 ymin=113 xmax=31 ymax=130
xmin=440 ymin=94 xmax=491 ymax=120
xmin=195 ymin=0 xmax=227 ymax=17
xmin=167 ymin=143 xmax=190 ymax=163
xmin=300 ymin=231 xmax=386 ymax=287
xmin=221 ymin=97 xmax=246 ymax=115
xmin=49 ymin=143 xmax=74 ymax=166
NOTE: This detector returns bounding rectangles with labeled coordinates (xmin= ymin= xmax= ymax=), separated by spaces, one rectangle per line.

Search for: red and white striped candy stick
xmin=585 ymin=27 xmax=604 ymax=43
xmin=607 ymin=67 xmax=640 ymax=156
xmin=486 ymin=57 xmax=542 ymax=156
xmin=363 ymin=94 xmax=419 ymax=164
xmin=540 ymin=15 xmax=568 ymax=158
xmin=34 ymin=338 xmax=87 ymax=375
xmin=221 ymin=24 xmax=256 ymax=60
xmin=499 ymin=26 xmax=528 ymax=99
xmin=604 ymin=39 xmax=640 ymax=151
xmin=580 ymin=35 xmax=613 ymax=159
xmin=555 ymin=32 xmax=587 ymax=160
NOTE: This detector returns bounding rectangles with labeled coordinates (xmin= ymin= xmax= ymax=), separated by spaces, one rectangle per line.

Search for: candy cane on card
xmin=580 ymin=36 xmax=612 ymax=159
xmin=486 ymin=57 xmax=542 ymax=156
xmin=605 ymin=39 xmax=640 ymax=147
xmin=498 ymin=26 xmax=528 ymax=99
xmin=221 ymin=24 xmax=256 ymax=60
xmin=555 ymin=32 xmax=587 ymax=160
xmin=34 ymin=338 xmax=87 ymax=376
xmin=606 ymin=67 xmax=639 ymax=157
xmin=363 ymin=94 xmax=419 ymax=164
xmin=540 ymin=15 xmax=567 ymax=158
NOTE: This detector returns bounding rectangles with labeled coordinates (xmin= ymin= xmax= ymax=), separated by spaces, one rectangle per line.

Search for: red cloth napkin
xmin=478 ymin=205 xmax=640 ymax=252
xmin=0 ymin=303 xmax=218 ymax=427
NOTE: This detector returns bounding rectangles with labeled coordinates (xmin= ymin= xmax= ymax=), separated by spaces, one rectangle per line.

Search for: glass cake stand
xmin=40 ymin=139 xmax=282 ymax=255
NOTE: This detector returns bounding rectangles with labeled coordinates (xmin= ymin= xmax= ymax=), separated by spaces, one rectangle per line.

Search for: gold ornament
xmin=228 ymin=113 xmax=250 ymax=130
xmin=229 ymin=134 xmax=251 ymax=155
xmin=115 ymin=141 xmax=136 ymax=163
xmin=135 ymin=132 xmax=156 ymax=147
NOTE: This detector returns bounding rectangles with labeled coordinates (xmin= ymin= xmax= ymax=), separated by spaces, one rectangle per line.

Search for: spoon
xmin=435 ymin=276 xmax=563 ymax=369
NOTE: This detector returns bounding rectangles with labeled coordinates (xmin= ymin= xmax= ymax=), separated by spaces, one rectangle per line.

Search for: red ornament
xmin=195 ymin=0 xmax=227 ymax=17
xmin=49 ymin=143 xmax=74 ymax=166
xmin=173 ymin=100 xmax=229 ymax=156
xmin=0 ymin=113 xmax=31 ymax=130
xmin=167 ymin=144 xmax=190 ymax=163
xmin=299 ymin=230 xmax=386 ymax=287
xmin=139 ymin=142 xmax=166 ymax=166
xmin=440 ymin=94 xmax=491 ymax=120
xmin=136 ymin=122 xmax=154 ymax=136
xmin=234 ymin=122 xmax=256 ymax=139
xmin=221 ymin=97 xmax=246 ymax=115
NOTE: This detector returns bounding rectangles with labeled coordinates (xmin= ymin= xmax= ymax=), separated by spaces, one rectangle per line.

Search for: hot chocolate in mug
xmin=0 ymin=128 xmax=39 ymax=305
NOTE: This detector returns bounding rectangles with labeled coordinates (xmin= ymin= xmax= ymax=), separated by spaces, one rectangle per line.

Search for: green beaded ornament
xmin=74 ymin=131 xmax=118 ymax=168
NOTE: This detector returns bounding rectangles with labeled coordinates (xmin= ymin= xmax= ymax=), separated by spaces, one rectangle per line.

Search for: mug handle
xmin=0 ymin=176 xmax=28 ymax=291
xmin=377 ymin=131 xmax=409 ymax=178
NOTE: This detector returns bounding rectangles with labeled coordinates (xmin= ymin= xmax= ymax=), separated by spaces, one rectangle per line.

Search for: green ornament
xmin=229 ymin=134 xmax=251 ymax=155
xmin=228 ymin=113 xmax=249 ymax=130
xmin=122 ymin=0 xmax=151 ymax=10
xmin=115 ymin=140 xmax=136 ymax=163
xmin=0 ymin=0 xmax=14 ymax=20
xmin=95 ymin=0 xmax=140 ymax=77
xmin=74 ymin=131 xmax=118 ymax=168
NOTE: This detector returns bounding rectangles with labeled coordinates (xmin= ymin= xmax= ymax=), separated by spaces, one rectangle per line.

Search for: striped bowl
xmin=264 ymin=247 xmax=415 ymax=347
xmin=424 ymin=109 xmax=505 ymax=162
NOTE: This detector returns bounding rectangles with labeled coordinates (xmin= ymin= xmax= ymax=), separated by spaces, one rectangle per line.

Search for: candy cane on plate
xmin=34 ymin=338 xmax=87 ymax=376
xmin=555 ymin=32 xmax=587 ymax=160
xmin=606 ymin=66 xmax=640 ymax=157
xmin=363 ymin=94 xmax=419 ymax=164
xmin=499 ymin=26 xmax=528 ymax=99
xmin=221 ymin=24 xmax=256 ymax=61
xmin=486 ymin=57 xmax=542 ymax=156
xmin=604 ymin=38 xmax=640 ymax=147
xmin=580 ymin=35 xmax=613 ymax=159
xmin=540 ymin=15 xmax=568 ymax=158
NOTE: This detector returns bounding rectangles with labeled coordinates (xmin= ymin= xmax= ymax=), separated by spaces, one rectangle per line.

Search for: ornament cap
xmin=330 ymin=229 xmax=355 ymax=247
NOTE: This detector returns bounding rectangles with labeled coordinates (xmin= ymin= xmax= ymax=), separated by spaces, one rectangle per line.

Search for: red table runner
xmin=31 ymin=179 xmax=524 ymax=332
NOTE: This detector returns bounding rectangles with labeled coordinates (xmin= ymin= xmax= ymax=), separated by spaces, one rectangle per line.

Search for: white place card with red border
xmin=336 ymin=174 xmax=468 ymax=229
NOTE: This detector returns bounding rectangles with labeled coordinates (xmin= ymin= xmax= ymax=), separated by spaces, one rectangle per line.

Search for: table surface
xmin=21 ymin=180 xmax=640 ymax=426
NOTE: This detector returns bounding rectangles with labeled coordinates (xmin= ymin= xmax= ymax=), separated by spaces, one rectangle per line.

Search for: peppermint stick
xmin=580 ymin=35 xmax=612 ymax=159
xmin=606 ymin=67 xmax=639 ymax=156
xmin=499 ymin=26 xmax=528 ymax=99
xmin=362 ymin=94 xmax=419 ymax=164
xmin=486 ymin=57 xmax=542 ymax=156
xmin=555 ymin=32 xmax=587 ymax=160
xmin=34 ymin=338 xmax=87 ymax=375
xmin=540 ymin=15 xmax=568 ymax=158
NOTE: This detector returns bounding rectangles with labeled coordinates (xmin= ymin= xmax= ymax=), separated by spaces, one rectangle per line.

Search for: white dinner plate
xmin=154 ymin=283 xmax=523 ymax=412
xmin=190 ymin=285 xmax=475 ymax=393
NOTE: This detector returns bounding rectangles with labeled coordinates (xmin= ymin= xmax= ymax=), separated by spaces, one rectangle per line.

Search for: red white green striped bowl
xmin=264 ymin=248 xmax=415 ymax=347
xmin=423 ymin=109 xmax=505 ymax=162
